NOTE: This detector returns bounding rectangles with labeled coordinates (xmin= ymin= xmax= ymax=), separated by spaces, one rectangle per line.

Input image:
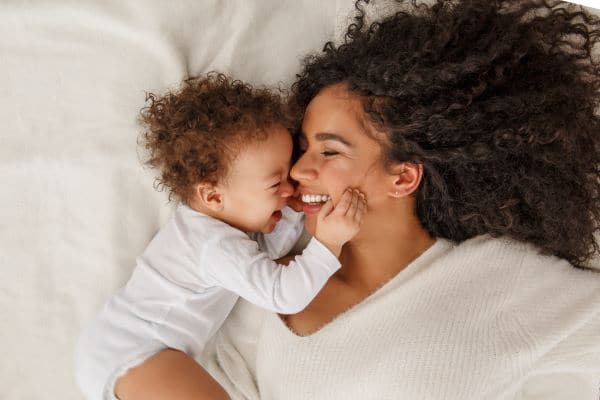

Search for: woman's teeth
xmin=302 ymin=194 xmax=330 ymax=204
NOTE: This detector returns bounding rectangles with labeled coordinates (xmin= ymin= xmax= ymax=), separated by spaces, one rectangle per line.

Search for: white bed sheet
xmin=0 ymin=1 xmax=597 ymax=399
xmin=0 ymin=1 xmax=346 ymax=398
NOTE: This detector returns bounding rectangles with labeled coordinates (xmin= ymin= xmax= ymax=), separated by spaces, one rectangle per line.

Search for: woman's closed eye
xmin=320 ymin=150 xmax=338 ymax=157
xmin=297 ymin=146 xmax=338 ymax=158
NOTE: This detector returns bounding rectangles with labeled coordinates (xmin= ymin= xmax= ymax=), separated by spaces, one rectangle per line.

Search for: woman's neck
xmin=336 ymin=204 xmax=435 ymax=294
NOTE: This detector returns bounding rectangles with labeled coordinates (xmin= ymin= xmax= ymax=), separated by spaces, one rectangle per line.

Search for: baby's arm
xmin=205 ymin=189 xmax=366 ymax=314
xmin=251 ymin=206 xmax=305 ymax=259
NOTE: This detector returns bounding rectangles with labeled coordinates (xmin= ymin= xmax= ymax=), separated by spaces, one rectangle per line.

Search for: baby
xmin=75 ymin=73 xmax=366 ymax=400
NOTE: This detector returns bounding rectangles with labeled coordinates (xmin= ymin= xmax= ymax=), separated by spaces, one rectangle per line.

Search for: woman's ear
xmin=387 ymin=162 xmax=423 ymax=199
xmin=193 ymin=182 xmax=224 ymax=212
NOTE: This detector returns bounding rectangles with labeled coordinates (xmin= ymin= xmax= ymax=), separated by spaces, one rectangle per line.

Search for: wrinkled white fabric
xmin=0 ymin=1 xmax=344 ymax=399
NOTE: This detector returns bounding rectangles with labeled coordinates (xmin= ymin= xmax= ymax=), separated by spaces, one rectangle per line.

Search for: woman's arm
xmin=115 ymin=349 xmax=230 ymax=400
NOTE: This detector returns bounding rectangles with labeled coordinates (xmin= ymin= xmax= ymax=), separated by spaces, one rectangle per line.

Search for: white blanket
xmin=0 ymin=1 xmax=597 ymax=399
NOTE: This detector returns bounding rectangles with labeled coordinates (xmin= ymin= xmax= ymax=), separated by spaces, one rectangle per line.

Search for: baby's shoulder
xmin=173 ymin=204 xmax=248 ymax=244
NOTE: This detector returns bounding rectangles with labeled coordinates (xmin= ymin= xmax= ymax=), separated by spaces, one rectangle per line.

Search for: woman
xmin=116 ymin=0 xmax=600 ymax=399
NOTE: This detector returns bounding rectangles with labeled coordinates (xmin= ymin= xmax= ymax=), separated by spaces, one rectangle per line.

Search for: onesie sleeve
xmin=248 ymin=207 xmax=305 ymax=259
xmin=202 ymin=233 xmax=340 ymax=314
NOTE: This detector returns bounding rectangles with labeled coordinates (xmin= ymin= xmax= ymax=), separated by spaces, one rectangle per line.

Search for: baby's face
xmin=219 ymin=125 xmax=294 ymax=233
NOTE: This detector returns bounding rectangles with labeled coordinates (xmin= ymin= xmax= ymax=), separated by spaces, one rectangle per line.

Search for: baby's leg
xmin=115 ymin=348 xmax=230 ymax=400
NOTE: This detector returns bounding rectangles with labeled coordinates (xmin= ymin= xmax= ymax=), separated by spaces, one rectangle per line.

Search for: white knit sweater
xmin=199 ymin=234 xmax=600 ymax=400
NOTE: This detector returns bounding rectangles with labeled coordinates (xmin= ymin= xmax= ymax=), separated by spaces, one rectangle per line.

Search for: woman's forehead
xmin=306 ymin=83 xmax=357 ymax=112
xmin=302 ymin=85 xmax=365 ymax=136
xmin=302 ymin=84 xmax=387 ymax=153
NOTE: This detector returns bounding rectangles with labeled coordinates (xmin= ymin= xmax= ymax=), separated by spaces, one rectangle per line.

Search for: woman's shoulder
xmin=466 ymin=234 xmax=600 ymax=325
xmin=455 ymin=234 xmax=599 ymax=274
xmin=452 ymin=235 xmax=600 ymax=369
xmin=501 ymin=234 xmax=596 ymax=274
xmin=447 ymin=234 xmax=600 ymax=300
xmin=436 ymin=234 xmax=544 ymax=279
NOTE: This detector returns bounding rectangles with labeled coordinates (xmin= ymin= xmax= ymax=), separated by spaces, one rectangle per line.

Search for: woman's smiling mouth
xmin=300 ymin=193 xmax=331 ymax=214
xmin=301 ymin=194 xmax=330 ymax=204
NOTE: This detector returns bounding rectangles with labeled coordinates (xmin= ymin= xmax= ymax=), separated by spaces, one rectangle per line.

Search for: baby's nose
xmin=280 ymin=179 xmax=294 ymax=197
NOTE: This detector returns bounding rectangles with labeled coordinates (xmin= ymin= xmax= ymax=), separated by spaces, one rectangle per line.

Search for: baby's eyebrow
xmin=265 ymin=170 xmax=283 ymax=182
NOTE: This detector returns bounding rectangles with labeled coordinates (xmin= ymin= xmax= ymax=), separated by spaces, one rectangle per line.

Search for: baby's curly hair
xmin=293 ymin=0 xmax=600 ymax=268
xmin=139 ymin=73 xmax=294 ymax=204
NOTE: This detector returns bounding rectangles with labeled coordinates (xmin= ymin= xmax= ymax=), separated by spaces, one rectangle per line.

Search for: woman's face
xmin=290 ymin=83 xmax=392 ymax=234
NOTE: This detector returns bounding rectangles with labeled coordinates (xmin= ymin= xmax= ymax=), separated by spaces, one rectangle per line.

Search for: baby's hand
xmin=315 ymin=188 xmax=366 ymax=257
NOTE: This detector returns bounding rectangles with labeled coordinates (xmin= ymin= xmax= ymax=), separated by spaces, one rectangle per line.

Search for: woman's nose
xmin=290 ymin=153 xmax=317 ymax=182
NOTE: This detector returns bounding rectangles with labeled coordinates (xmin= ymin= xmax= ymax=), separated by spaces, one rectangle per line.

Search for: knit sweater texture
xmin=200 ymin=234 xmax=600 ymax=400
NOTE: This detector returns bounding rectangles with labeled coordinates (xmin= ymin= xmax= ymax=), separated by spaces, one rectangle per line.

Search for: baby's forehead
xmin=228 ymin=132 xmax=292 ymax=180
xmin=228 ymin=160 xmax=289 ymax=186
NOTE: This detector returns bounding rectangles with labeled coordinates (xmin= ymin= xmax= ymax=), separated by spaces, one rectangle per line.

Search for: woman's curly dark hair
xmin=139 ymin=72 xmax=294 ymax=204
xmin=292 ymin=0 xmax=600 ymax=268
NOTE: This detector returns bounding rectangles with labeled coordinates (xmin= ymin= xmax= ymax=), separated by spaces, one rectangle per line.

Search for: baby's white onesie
xmin=75 ymin=203 xmax=340 ymax=400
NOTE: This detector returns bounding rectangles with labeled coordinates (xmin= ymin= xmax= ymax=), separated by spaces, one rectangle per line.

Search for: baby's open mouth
xmin=301 ymin=194 xmax=330 ymax=204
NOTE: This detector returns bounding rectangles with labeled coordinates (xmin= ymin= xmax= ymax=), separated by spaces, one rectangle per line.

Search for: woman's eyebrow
xmin=300 ymin=132 xmax=353 ymax=147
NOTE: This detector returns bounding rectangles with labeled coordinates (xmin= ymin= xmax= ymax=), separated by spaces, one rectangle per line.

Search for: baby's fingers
xmin=354 ymin=196 xmax=367 ymax=223
xmin=346 ymin=189 xmax=360 ymax=216
xmin=333 ymin=188 xmax=353 ymax=215
xmin=316 ymin=198 xmax=334 ymax=221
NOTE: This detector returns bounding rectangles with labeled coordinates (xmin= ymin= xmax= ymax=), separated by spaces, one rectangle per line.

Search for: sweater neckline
xmin=272 ymin=237 xmax=454 ymax=339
